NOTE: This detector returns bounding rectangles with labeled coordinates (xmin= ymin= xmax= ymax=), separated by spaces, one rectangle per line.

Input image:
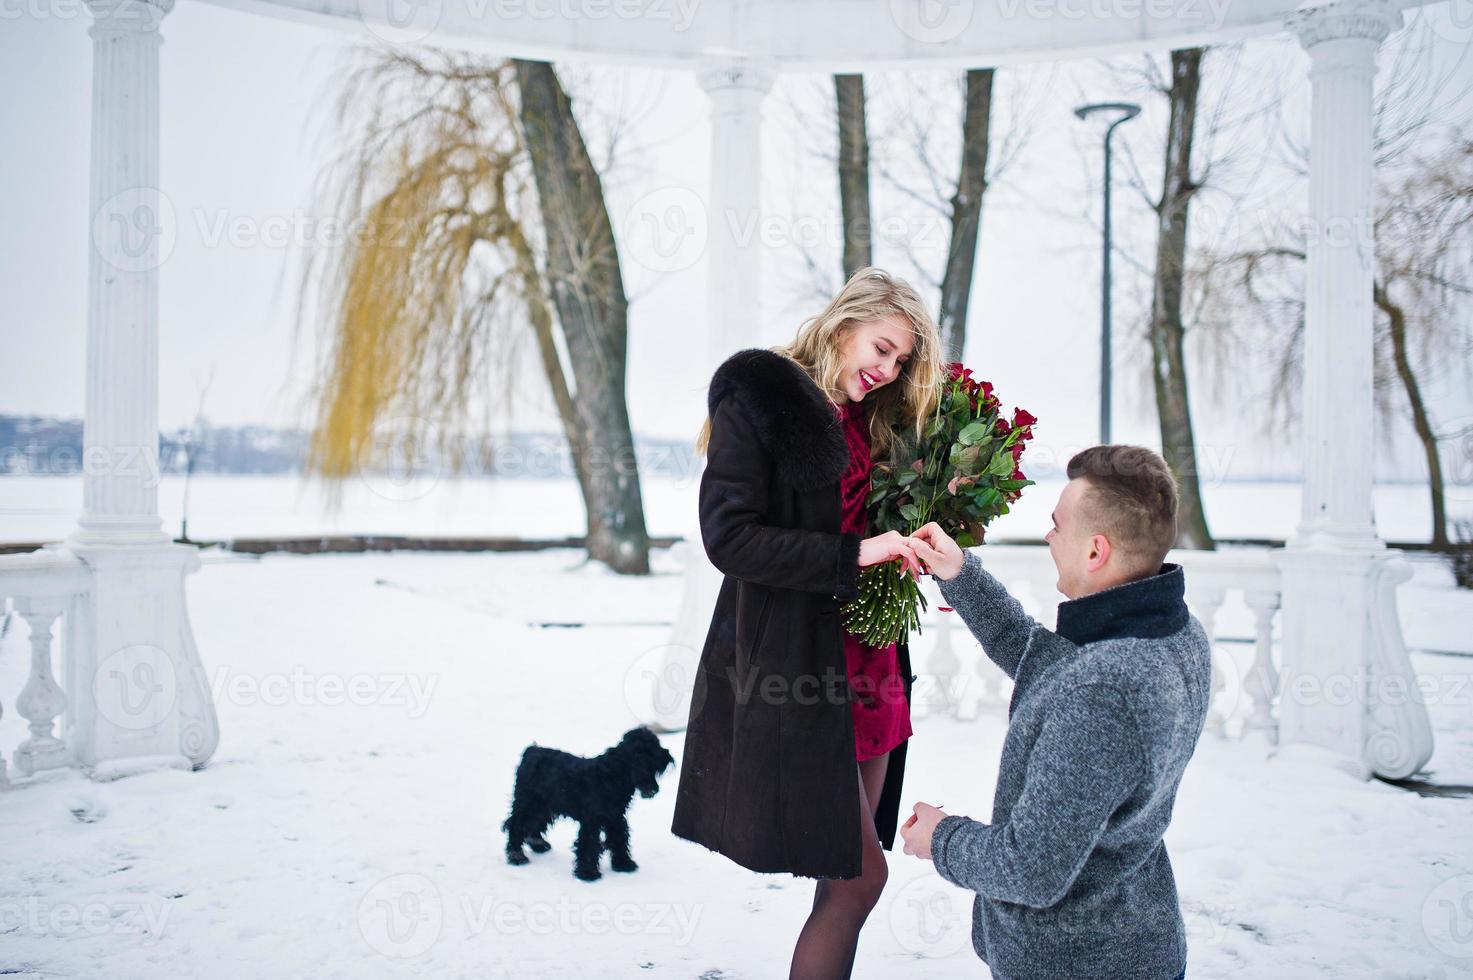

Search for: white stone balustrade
xmin=0 ymin=542 xmax=221 ymax=786
xmin=908 ymin=545 xmax=1287 ymax=744
xmin=0 ymin=548 xmax=91 ymax=785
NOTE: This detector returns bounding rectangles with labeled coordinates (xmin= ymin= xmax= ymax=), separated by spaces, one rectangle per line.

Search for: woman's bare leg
xmin=790 ymin=752 xmax=891 ymax=980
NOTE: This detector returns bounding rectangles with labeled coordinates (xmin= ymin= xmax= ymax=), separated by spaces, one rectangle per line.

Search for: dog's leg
xmin=606 ymin=816 xmax=637 ymax=873
xmin=526 ymin=830 xmax=552 ymax=853
xmin=504 ymin=805 xmax=532 ymax=866
xmin=572 ymin=821 xmax=603 ymax=881
xmin=505 ymin=832 xmax=530 ymax=866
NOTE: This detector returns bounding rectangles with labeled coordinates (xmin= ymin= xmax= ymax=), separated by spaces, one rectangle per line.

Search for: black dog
xmin=502 ymin=726 xmax=675 ymax=881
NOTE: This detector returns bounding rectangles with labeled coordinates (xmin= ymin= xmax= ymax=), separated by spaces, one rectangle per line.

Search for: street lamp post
xmin=1073 ymin=101 xmax=1140 ymax=445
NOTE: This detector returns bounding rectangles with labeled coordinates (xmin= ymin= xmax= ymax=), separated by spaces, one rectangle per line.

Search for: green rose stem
xmin=842 ymin=559 xmax=930 ymax=647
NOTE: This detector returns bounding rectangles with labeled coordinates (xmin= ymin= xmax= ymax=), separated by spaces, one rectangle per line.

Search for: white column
xmin=695 ymin=57 xmax=776 ymax=375
xmin=1287 ymin=0 xmax=1391 ymax=555
xmin=69 ymin=0 xmax=175 ymax=549
xmin=58 ymin=0 xmax=221 ymax=777
xmin=1277 ymin=0 xmax=1431 ymax=779
xmin=642 ymin=58 xmax=775 ymax=732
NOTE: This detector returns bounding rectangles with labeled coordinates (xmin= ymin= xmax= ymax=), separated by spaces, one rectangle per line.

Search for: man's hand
xmin=911 ymin=522 xmax=969 ymax=582
xmin=899 ymin=802 xmax=949 ymax=861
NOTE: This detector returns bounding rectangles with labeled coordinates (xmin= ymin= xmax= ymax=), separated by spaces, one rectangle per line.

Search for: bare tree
xmin=774 ymin=65 xmax=1046 ymax=353
xmin=1085 ymin=43 xmax=1292 ymax=549
xmin=1149 ymin=48 xmax=1214 ymax=549
xmin=1197 ymin=138 xmax=1473 ymax=547
xmin=292 ymin=47 xmax=651 ymax=573
xmin=879 ymin=68 xmax=1056 ymax=361
xmin=513 ymin=58 xmax=650 ymax=573
xmin=936 ymin=69 xmax=994 ymax=362
xmin=835 ymin=73 xmax=873 ymax=277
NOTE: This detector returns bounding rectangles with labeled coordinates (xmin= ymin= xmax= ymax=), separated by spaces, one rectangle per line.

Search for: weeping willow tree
xmin=292 ymin=48 xmax=650 ymax=573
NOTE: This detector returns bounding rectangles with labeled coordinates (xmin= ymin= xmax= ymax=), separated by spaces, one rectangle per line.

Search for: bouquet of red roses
xmin=841 ymin=362 xmax=1036 ymax=647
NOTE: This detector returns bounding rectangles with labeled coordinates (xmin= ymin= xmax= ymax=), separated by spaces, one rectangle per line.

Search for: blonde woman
xmin=671 ymin=267 xmax=945 ymax=978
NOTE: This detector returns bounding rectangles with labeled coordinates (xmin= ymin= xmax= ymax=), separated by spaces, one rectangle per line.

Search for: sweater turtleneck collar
xmin=1054 ymin=563 xmax=1190 ymax=646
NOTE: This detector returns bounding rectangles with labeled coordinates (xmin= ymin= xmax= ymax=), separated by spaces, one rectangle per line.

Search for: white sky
xmin=1 ymin=0 xmax=1469 ymax=482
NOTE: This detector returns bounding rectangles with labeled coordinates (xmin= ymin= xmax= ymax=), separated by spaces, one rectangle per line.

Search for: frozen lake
xmin=2 ymin=473 xmax=1469 ymax=545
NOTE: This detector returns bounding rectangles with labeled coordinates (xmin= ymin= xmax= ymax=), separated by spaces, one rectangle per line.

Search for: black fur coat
xmin=670 ymin=348 xmax=915 ymax=880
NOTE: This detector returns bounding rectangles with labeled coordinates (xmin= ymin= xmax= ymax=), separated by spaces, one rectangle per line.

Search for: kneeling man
xmin=902 ymin=445 xmax=1211 ymax=980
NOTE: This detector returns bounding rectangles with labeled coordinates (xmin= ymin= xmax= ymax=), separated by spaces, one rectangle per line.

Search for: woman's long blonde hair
xmin=695 ymin=266 xmax=945 ymax=463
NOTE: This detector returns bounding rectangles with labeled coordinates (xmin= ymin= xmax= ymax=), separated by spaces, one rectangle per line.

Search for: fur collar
xmin=708 ymin=348 xmax=850 ymax=490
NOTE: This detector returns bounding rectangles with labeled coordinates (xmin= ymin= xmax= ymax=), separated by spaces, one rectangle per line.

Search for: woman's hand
xmin=859 ymin=530 xmax=923 ymax=580
xmin=910 ymin=522 xmax=967 ymax=581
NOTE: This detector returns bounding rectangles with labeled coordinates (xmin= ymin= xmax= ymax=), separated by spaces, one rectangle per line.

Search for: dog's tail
xmin=500 ymin=744 xmax=541 ymax=832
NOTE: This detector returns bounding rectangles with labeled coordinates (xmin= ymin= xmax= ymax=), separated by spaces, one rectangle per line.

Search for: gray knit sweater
xmin=929 ymin=550 xmax=1211 ymax=980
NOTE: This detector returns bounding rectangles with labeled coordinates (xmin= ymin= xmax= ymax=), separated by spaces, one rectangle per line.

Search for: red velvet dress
xmin=834 ymin=398 xmax=914 ymax=762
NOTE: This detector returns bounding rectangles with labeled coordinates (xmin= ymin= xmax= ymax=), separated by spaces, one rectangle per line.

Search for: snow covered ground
xmin=1 ymin=544 xmax=1470 ymax=979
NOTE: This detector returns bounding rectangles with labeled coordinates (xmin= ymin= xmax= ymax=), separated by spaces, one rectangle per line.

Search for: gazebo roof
xmin=192 ymin=0 xmax=1424 ymax=70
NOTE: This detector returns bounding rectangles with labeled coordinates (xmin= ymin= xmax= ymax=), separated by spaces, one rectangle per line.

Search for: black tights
xmin=788 ymin=752 xmax=890 ymax=980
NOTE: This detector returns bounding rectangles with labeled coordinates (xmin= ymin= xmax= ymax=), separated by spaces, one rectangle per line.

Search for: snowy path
xmin=1 ymin=548 xmax=1469 ymax=978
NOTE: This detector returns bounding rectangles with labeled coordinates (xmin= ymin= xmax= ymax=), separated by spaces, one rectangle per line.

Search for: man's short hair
xmin=1065 ymin=445 xmax=1180 ymax=571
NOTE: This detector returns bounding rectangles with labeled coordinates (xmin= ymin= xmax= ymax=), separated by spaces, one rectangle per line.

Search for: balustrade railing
xmin=0 ymin=546 xmax=92 ymax=785
xmin=908 ymin=545 xmax=1282 ymax=741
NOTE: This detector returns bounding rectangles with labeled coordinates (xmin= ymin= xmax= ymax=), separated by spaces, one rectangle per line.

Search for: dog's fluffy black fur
xmin=501 ymin=726 xmax=675 ymax=881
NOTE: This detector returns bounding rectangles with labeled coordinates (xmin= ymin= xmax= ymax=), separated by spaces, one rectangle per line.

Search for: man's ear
xmin=1087 ymin=534 xmax=1112 ymax=573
